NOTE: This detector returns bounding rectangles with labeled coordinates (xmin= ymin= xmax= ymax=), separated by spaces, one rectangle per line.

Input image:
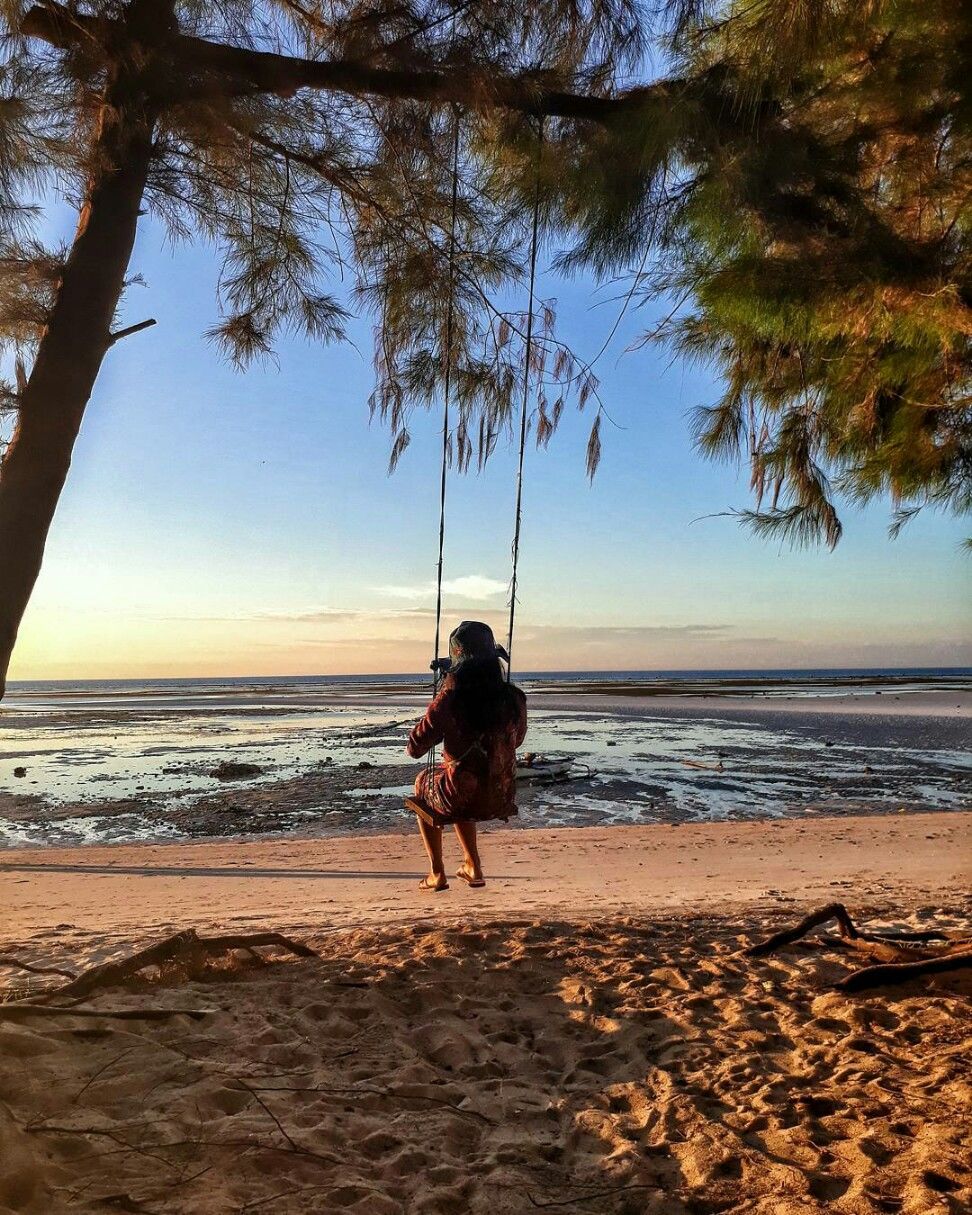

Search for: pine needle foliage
xmin=555 ymin=0 xmax=970 ymax=544
xmin=1 ymin=0 xmax=967 ymax=536
xmin=1 ymin=0 xmax=658 ymax=471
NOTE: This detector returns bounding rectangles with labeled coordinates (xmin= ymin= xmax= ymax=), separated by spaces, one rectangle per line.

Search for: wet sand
xmin=537 ymin=688 xmax=972 ymax=718
xmin=3 ymin=811 xmax=968 ymax=947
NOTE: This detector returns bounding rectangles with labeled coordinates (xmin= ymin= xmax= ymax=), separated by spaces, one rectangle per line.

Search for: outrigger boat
xmin=515 ymin=752 xmax=592 ymax=786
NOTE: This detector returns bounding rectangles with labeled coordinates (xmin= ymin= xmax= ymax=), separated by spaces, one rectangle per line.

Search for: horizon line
xmin=7 ymin=663 xmax=972 ymax=687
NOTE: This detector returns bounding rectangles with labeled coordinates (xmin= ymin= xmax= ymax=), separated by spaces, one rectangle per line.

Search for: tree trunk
xmin=0 ymin=8 xmax=166 ymax=698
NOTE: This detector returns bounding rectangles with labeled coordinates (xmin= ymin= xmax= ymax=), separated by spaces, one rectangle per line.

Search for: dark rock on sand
xmin=211 ymin=761 xmax=263 ymax=781
xmin=13 ymin=767 xmax=27 ymax=778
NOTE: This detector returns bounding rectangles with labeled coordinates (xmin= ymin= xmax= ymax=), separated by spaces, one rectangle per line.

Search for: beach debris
xmin=0 ymin=955 xmax=76 ymax=980
xmin=211 ymin=760 xmax=262 ymax=780
xmin=348 ymin=717 xmax=414 ymax=740
xmin=682 ymin=758 xmax=725 ymax=772
xmin=357 ymin=761 xmax=374 ymax=769
xmin=6 ymin=929 xmax=317 ymax=1006
xmin=13 ymin=766 xmax=26 ymax=778
xmin=746 ymin=902 xmax=972 ymax=991
xmin=0 ymin=1003 xmax=215 ymax=1021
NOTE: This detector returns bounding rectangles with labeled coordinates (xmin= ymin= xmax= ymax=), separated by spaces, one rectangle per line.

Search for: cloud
xmin=150 ymin=603 xmax=506 ymax=627
xmin=512 ymin=623 xmax=733 ymax=644
xmin=150 ymin=607 xmax=364 ymax=624
xmin=254 ymin=621 xmax=735 ymax=651
xmin=376 ymin=574 xmax=508 ymax=602
xmin=254 ymin=608 xmax=364 ymax=624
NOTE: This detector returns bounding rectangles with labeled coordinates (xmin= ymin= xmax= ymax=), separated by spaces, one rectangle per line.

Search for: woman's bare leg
xmin=416 ymin=817 xmax=447 ymax=889
xmin=452 ymin=821 xmax=483 ymax=882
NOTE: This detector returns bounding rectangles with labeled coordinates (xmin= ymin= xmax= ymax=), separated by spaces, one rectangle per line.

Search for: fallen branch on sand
xmin=233 ymin=1082 xmax=345 ymax=1169
xmin=24 ymin=929 xmax=317 ymax=1004
xmin=839 ymin=952 xmax=972 ymax=993
xmin=0 ymin=955 xmax=77 ymax=980
xmin=529 ymin=1183 xmax=658 ymax=1208
xmin=746 ymin=902 xmax=972 ymax=991
xmin=0 ymin=1003 xmax=215 ymax=1021
xmin=243 ymin=1082 xmax=494 ymax=1124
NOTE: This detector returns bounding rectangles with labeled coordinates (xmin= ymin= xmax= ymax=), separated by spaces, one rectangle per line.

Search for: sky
xmin=6 ymin=206 xmax=971 ymax=680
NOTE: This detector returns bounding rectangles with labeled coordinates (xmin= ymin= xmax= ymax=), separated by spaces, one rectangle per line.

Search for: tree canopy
xmin=1 ymin=0 xmax=652 ymax=469
xmin=632 ymin=0 xmax=971 ymax=547
xmin=0 ymin=0 xmax=968 ymax=692
xmin=3 ymin=0 xmax=969 ymax=535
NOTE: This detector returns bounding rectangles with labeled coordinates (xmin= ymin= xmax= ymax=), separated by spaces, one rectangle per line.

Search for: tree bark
xmin=0 ymin=3 xmax=167 ymax=697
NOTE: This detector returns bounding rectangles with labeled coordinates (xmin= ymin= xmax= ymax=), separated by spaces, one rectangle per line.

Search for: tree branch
xmin=22 ymin=2 xmax=666 ymax=121
xmin=108 ymin=318 xmax=157 ymax=346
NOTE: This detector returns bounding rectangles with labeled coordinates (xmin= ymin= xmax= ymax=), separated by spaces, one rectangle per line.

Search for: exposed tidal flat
xmin=0 ymin=671 xmax=968 ymax=848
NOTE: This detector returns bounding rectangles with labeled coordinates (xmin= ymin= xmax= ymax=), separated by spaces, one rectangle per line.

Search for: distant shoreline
xmin=5 ymin=665 xmax=971 ymax=698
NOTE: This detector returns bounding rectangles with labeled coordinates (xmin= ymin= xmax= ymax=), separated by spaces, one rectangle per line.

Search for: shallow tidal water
xmin=1 ymin=677 xmax=968 ymax=847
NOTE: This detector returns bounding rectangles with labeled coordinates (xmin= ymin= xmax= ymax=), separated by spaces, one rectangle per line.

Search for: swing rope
xmin=431 ymin=106 xmax=462 ymax=689
xmin=505 ymin=117 xmax=544 ymax=680
xmin=427 ymin=106 xmax=462 ymax=784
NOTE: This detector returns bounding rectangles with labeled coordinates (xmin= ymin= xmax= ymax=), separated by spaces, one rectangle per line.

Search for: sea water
xmin=1 ymin=669 xmax=969 ymax=847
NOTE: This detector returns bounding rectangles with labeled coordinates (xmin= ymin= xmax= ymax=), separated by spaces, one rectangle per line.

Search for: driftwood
xmin=747 ymin=903 xmax=972 ymax=991
xmin=0 ymin=955 xmax=77 ymax=980
xmin=3 ymin=929 xmax=317 ymax=1008
xmin=0 ymin=1003 xmax=215 ymax=1021
xmin=528 ymin=1184 xmax=657 ymax=1208
xmin=839 ymin=952 xmax=972 ymax=993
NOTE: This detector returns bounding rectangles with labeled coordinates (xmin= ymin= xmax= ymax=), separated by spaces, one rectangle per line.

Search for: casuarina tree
xmin=553 ymin=0 xmax=970 ymax=547
xmin=0 ymin=0 xmax=662 ymax=696
xmin=0 ymin=0 xmax=968 ymax=696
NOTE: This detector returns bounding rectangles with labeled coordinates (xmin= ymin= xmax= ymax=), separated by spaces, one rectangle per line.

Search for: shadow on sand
xmin=1 ymin=916 xmax=968 ymax=1213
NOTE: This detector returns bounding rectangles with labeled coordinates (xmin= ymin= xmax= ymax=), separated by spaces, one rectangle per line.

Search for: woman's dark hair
xmin=450 ymin=656 xmax=521 ymax=734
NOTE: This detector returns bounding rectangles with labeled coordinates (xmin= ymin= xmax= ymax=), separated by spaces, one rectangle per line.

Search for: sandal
xmin=456 ymin=865 xmax=486 ymax=888
xmin=419 ymin=874 xmax=449 ymax=893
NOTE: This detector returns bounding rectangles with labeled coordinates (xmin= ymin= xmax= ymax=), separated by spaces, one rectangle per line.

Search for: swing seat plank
xmin=404 ymin=796 xmax=519 ymax=827
xmin=405 ymin=796 xmax=458 ymax=828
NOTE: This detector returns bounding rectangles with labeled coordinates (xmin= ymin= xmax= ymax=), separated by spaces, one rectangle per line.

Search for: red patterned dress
xmin=407 ymin=676 xmax=528 ymax=822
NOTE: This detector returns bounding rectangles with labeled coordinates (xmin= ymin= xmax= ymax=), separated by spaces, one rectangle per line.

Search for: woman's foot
xmin=419 ymin=873 xmax=449 ymax=893
xmin=455 ymin=864 xmax=486 ymax=888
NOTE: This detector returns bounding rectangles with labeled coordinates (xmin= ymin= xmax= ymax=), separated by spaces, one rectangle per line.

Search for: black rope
xmin=428 ymin=106 xmax=462 ymax=781
xmin=505 ymin=118 xmax=544 ymax=681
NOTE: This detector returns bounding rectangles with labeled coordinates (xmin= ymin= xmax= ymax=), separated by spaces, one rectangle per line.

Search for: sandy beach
xmin=1 ymin=812 xmax=970 ymax=1214
xmin=2 ymin=811 xmax=970 ymax=944
xmin=2 ymin=683 xmax=969 ymax=1213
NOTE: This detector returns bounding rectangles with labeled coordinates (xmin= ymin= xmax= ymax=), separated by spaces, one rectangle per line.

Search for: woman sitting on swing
xmin=407 ymin=621 xmax=527 ymax=892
